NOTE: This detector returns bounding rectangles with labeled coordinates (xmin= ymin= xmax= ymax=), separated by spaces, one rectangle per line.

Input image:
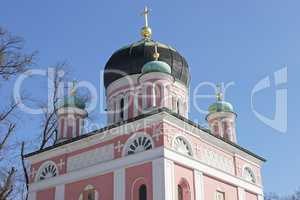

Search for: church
xmin=25 ymin=7 xmax=266 ymax=200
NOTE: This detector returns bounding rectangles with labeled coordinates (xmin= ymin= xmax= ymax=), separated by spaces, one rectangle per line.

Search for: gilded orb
xmin=140 ymin=26 xmax=152 ymax=38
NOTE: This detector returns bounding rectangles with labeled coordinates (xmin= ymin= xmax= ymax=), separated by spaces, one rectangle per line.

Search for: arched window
xmin=79 ymin=185 xmax=98 ymax=200
xmin=139 ymin=184 xmax=147 ymax=200
xmin=178 ymin=185 xmax=183 ymax=200
xmin=177 ymin=99 xmax=180 ymax=114
xmin=120 ymin=98 xmax=124 ymax=120
xmin=243 ymin=167 xmax=256 ymax=183
xmin=177 ymin=178 xmax=191 ymax=200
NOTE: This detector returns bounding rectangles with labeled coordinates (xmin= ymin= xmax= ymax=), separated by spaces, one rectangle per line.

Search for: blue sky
xmin=1 ymin=0 xmax=299 ymax=195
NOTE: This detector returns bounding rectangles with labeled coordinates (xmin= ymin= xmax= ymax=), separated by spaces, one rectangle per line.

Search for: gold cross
xmin=216 ymin=83 xmax=223 ymax=101
xmin=70 ymin=80 xmax=77 ymax=96
xmin=141 ymin=6 xmax=150 ymax=27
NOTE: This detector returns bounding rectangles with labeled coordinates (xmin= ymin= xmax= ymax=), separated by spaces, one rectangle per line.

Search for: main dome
xmin=103 ymin=39 xmax=190 ymax=88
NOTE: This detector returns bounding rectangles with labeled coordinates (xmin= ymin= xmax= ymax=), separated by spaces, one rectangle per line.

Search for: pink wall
xmin=36 ymin=187 xmax=55 ymax=200
xmin=246 ymin=190 xmax=258 ymax=200
xmin=126 ymin=162 xmax=153 ymax=200
xmin=65 ymin=172 xmax=113 ymax=200
xmin=203 ymin=175 xmax=238 ymax=200
xmin=174 ymin=164 xmax=195 ymax=200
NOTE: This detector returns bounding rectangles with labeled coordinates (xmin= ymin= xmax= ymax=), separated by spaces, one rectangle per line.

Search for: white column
xmin=133 ymin=92 xmax=139 ymax=117
xmin=28 ymin=191 xmax=36 ymax=200
xmin=114 ymin=168 xmax=125 ymax=200
xmin=55 ymin=184 xmax=65 ymax=200
xmin=194 ymin=170 xmax=204 ymax=200
xmin=152 ymin=158 xmax=165 ymax=200
xmin=151 ymin=84 xmax=156 ymax=107
xmin=238 ymin=187 xmax=246 ymax=200
xmin=124 ymin=93 xmax=129 ymax=120
xmin=115 ymin=97 xmax=120 ymax=122
xmin=142 ymin=85 xmax=147 ymax=111
xmin=164 ymin=159 xmax=175 ymax=200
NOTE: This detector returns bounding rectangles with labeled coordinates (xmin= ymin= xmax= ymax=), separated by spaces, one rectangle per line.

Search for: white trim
xmin=152 ymin=158 xmax=165 ymax=200
xmin=29 ymin=147 xmax=263 ymax=196
xmin=238 ymin=187 xmax=246 ymax=200
xmin=114 ymin=168 xmax=125 ymax=200
xmin=258 ymin=194 xmax=264 ymax=200
xmin=164 ymin=148 xmax=264 ymax=195
xmin=26 ymin=112 xmax=164 ymax=163
xmin=194 ymin=170 xmax=204 ymax=200
xmin=29 ymin=147 xmax=164 ymax=192
xmin=55 ymin=184 xmax=65 ymax=200
xmin=164 ymin=159 xmax=175 ymax=200
xmin=58 ymin=107 xmax=87 ymax=116
xmin=234 ymin=153 xmax=260 ymax=168
xmin=28 ymin=191 xmax=36 ymax=200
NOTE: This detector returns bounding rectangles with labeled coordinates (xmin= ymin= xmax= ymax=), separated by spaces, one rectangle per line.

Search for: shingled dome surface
xmin=103 ymin=40 xmax=190 ymax=88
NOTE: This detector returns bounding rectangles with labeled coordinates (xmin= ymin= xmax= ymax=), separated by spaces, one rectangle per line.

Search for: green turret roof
xmin=58 ymin=96 xmax=85 ymax=109
xmin=208 ymin=100 xmax=234 ymax=113
xmin=142 ymin=60 xmax=172 ymax=74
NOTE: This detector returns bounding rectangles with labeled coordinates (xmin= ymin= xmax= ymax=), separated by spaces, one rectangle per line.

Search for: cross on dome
xmin=140 ymin=6 xmax=152 ymax=39
xmin=141 ymin=6 xmax=150 ymax=27
xmin=216 ymin=83 xmax=223 ymax=101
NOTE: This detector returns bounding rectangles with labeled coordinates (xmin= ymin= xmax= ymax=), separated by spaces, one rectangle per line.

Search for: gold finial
xmin=153 ymin=42 xmax=160 ymax=60
xmin=140 ymin=6 xmax=152 ymax=39
xmin=216 ymin=83 xmax=223 ymax=101
xmin=70 ymin=80 xmax=77 ymax=96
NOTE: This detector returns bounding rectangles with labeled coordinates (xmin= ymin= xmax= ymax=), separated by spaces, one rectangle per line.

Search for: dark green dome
xmin=142 ymin=60 xmax=171 ymax=74
xmin=58 ymin=96 xmax=85 ymax=109
xmin=104 ymin=39 xmax=190 ymax=88
xmin=208 ymin=101 xmax=234 ymax=113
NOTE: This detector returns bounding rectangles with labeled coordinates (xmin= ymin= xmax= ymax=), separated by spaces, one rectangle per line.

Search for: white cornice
xmin=26 ymin=112 xmax=164 ymax=163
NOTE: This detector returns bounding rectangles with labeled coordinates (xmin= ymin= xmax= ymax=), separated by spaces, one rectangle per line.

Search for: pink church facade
xmin=25 ymin=7 xmax=265 ymax=200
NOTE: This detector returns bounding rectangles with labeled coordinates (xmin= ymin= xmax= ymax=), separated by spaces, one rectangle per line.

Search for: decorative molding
xmin=67 ymin=144 xmax=114 ymax=172
xmin=122 ymin=132 xmax=154 ymax=156
xmin=114 ymin=168 xmax=125 ymax=200
xmin=29 ymin=147 xmax=164 ymax=192
xmin=172 ymin=135 xmax=194 ymax=157
xmin=35 ymin=160 xmax=59 ymax=182
xmin=202 ymin=148 xmax=234 ymax=174
xmin=27 ymin=113 xmax=163 ymax=163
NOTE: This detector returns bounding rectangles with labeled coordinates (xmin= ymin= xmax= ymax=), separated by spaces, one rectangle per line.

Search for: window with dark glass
xmin=139 ymin=184 xmax=147 ymax=200
xmin=120 ymin=98 xmax=124 ymax=120
xmin=178 ymin=185 xmax=183 ymax=200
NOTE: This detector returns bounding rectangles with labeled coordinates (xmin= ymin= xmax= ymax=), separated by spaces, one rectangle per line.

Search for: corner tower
xmin=206 ymin=84 xmax=237 ymax=143
xmin=56 ymin=82 xmax=87 ymax=143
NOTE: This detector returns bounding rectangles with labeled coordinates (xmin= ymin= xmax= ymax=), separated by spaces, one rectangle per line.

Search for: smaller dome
xmin=142 ymin=60 xmax=171 ymax=75
xmin=58 ymin=96 xmax=85 ymax=109
xmin=208 ymin=101 xmax=234 ymax=113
